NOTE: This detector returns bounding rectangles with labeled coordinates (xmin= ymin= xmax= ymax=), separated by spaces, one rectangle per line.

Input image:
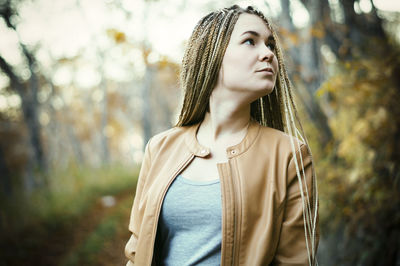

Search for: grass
xmin=38 ymin=163 xmax=137 ymax=223
xmin=2 ymin=163 xmax=138 ymax=231
xmin=0 ymin=163 xmax=139 ymax=265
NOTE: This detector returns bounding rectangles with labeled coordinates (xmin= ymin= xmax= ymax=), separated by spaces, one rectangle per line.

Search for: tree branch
xmin=0 ymin=54 xmax=23 ymax=95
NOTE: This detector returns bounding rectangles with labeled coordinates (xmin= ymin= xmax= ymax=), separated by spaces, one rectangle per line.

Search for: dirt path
xmin=94 ymin=201 xmax=132 ymax=266
xmin=58 ymin=190 xmax=134 ymax=266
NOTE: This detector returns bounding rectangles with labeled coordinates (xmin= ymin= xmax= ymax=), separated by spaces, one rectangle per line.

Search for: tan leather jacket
xmin=125 ymin=120 xmax=318 ymax=265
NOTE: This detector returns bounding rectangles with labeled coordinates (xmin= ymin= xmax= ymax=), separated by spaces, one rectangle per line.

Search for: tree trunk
xmin=20 ymin=43 xmax=47 ymax=175
xmin=279 ymin=0 xmax=333 ymax=145
xmin=0 ymin=2 xmax=48 ymax=184
xmin=0 ymin=146 xmax=12 ymax=196
xmin=0 ymin=55 xmax=42 ymax=188
xmin=99 ymin=68 xmax=110 ymax=165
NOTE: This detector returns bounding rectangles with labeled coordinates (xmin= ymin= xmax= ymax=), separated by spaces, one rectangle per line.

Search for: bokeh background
xmin=0 ymin=0 xmax=399 ymax=265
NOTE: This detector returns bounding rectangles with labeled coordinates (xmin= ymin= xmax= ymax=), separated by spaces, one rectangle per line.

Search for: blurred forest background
xmin=0 ymin=0 xmax=399 ymax=265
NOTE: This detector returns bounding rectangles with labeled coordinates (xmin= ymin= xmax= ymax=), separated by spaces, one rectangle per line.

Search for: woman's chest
xmin=178 ymin=155 xmax=223 ymax=182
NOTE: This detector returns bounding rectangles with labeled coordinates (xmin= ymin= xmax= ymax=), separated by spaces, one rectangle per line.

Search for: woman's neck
xmin=197 ymin=93 xmax=251 ymax=149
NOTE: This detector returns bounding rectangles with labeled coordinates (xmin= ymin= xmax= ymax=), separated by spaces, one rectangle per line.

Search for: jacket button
xmin=230 ymin=150 xmax=237 ymax=155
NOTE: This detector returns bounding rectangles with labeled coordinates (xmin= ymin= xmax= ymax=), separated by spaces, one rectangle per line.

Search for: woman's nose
xmin=259 ymin=45 xmax=274 ymax=62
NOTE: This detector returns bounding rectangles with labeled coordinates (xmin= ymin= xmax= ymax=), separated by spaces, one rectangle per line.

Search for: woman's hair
xmin=176 ymin=5 xmax=318 ymax=265
xmin=176 ymin=5 xmax=285 ymax=129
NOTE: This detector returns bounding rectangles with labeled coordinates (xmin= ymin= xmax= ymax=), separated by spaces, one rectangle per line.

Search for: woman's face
xmin=215 ymin=13 xmax=278 ymax=98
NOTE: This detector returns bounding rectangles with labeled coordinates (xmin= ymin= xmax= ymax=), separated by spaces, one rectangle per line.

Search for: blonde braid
xmin=276 ymin=39 xmax=318 ymax=265
xmin=283 ymin=64 xmax=319 ymax=264
xmin=177 ymin=8 xmax=241 ymax=126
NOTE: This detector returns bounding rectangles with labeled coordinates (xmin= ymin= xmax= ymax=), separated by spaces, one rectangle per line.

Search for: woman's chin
xmin=226 ymin=84 xmax=275 ymax=99
xmin=254 ymin=86 xmax=274 ymax=97
xmin=264 ymin=86 xmax=275 ymax=95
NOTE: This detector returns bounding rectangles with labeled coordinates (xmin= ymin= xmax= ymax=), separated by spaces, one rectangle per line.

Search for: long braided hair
xmin=176 ymin=5 xmax=318 ymax=265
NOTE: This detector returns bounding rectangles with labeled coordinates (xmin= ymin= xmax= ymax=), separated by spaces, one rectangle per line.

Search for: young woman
xmin=125 ymin=5 xmax=319 ymax=266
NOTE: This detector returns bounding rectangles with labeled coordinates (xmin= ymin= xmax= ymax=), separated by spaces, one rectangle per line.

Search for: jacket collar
xmin=184 ymin=119 xmax=261 ymax=159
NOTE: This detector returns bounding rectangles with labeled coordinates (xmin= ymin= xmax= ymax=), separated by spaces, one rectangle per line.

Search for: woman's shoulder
xmin=146 ymin=125 xmax=195 ymax=151
xmin=257 ymin=125 xmax=307 ymax=153
xmin=255 ymin=125 xmax=311 ymax=168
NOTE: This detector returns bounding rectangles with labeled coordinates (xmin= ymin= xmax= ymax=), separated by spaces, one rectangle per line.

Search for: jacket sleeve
xmin=272 ymin=143 xmax=319 ymax=265
xmin=125 ymin=138 xmax=153 ymax=265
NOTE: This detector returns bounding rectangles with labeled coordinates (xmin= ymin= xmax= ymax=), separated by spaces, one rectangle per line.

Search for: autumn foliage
xmin=312 ymin=46 xmax=400 ymax=264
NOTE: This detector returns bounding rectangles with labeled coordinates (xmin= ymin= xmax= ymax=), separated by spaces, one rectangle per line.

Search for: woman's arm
xmin=125 ymin=138 xmax=153 ymax=265
xmin=272 ymin=143 xmax=319 ymax=266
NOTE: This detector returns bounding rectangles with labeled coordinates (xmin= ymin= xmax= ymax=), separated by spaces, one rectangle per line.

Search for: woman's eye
xmin=244 ymin=38 xmax=255 ymax=45
xmin=267 ymin=43 xmax=276 ymax=51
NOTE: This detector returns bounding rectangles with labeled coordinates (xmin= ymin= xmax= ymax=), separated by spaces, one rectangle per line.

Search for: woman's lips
xmin=256 ymin=67 xmax=274 ymax=73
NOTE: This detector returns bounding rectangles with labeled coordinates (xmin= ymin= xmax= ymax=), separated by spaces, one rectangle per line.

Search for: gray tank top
xmin=154 ymin=175 xmax=222 ymax=266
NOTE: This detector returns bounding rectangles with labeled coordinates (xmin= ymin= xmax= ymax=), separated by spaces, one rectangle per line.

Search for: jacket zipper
xmin=147 ymin=153 xmax=195 ymax=265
